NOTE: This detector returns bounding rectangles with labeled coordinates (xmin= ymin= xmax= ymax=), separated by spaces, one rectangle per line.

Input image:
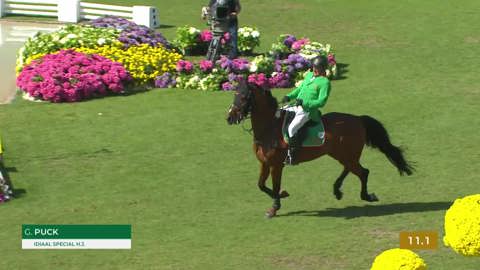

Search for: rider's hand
xmin=296 ymin=99 xmax=303 ymax=106
xmin=281 ymin=96 xmax=290 ymax=103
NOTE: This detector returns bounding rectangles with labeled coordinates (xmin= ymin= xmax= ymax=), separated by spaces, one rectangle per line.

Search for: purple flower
xmin=286 ymin=65 xmax=295 ymax=74
xmin=274 ymin=60 xmax=283 ymax=73
xmin=90 ymin=16 xmax=137 ymax=30
xmin=155 ymin=72 xmax=176 ymax=88
xmin=90 ymin=16 xmax=171 ymax=49
xmin=283 ymin=34 xmax=297 ymax=48
xmin=222 ymin=81 xmax=236 ymax=91
xmin=283 ymin=54 xmax=310 ymax=73
xmin=232 ymin=58 xmax=249 ymax=73
xmin=269 ymin=72 xmax=293 ymax=88
xmin=216 ymin=56 xmax=233 ymax=72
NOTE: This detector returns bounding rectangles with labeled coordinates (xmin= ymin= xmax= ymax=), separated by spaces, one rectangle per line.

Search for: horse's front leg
xmin=266 ymin=164 xmax=285 ymax=218
xmin=257 ymin=162 xmax=273 ymax=197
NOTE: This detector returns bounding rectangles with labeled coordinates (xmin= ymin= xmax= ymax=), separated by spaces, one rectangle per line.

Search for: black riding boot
xmin=285 ymin=133 xmax=301 ymax=165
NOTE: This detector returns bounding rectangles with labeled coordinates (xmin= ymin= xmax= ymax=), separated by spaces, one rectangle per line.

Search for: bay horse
xmin=226 ymin=80 xmax=413 ymax=218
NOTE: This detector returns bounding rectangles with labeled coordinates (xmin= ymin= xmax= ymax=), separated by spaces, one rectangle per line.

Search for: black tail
xmin=361 ymin=115 xmax=414 ymax=176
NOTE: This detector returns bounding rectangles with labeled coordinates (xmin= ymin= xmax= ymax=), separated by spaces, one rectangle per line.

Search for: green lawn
xmin=1 ymin=0 xmax=480 ymax=269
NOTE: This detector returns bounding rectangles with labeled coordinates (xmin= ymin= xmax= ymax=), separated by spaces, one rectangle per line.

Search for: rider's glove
xmin=296 ymin=99 xmax=303 ymax=106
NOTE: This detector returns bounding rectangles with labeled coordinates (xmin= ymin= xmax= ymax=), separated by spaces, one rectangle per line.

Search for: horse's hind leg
xmin=333 ymin=168 xmax=349 ymax=200
xmin=347 ymin=163 xmax=379 ymax=202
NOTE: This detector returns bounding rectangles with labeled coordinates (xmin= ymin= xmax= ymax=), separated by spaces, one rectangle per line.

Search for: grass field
xmin=1 ymin=0 xmax=480 ymax=269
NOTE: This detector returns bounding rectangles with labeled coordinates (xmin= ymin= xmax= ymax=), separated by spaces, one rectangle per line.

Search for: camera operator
xmin=206 ymin=0 xmax=241 ymax=59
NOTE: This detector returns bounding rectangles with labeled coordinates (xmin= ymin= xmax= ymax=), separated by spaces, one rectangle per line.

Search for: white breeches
xmin=283 ymin=105 xmax=310 ymax=137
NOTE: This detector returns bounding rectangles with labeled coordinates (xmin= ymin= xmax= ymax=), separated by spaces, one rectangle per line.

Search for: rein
xmin=241 ymin=115 xmax=253 ymax=135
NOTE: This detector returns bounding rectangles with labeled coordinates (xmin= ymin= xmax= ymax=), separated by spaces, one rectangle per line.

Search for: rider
xmin=281 ymin=55 xmax=331 ymax=165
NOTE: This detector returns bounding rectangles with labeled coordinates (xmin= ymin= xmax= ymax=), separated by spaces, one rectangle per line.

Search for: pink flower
xmin=200 ymin=30 xmax=213 ymax=43
xmin=16 ymin=49 xmax=132 ymax=102
xmin=221 ymin=32 xmax=231 ymax=45
xmin=292 ymin=38 xmax=310 ymax=51
xmin=176 ymin=60 xmax=194 ymax=74
xmin=247 ymin=73 xmax=271 ymax=89
xmin=199 ymin=60 xmax=214 ymax=73
xmin=328 ymin=54 xmax=336 ymax=65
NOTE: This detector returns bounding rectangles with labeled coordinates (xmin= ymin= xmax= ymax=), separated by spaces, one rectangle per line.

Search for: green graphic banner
xmin=22 ymin=224 xmax=131 ymax=239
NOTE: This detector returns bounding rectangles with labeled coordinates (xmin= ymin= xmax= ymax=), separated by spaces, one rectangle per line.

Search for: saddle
xmin=280 ymin=110 xmax=326 ymax=147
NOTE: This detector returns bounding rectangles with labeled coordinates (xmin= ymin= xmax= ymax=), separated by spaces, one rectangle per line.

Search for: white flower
xmin=251 ymin=30 xmax=260 ymax=38
xmin=249 ymin=62 xmax=258 ymax=73
xmin=325 ymin=44 xmax=331 ymax=53
xmin=331 ymin=65 xmax=337 ymax=76
xmin=97 ymin=38 xmax=106 ymax=45
xmin=66 ymin=33 xmax=77 ymax=39
xmin=22 ymin=92 xmax=43 ymax=102
xmin=299 ymin=53 xmax=314 ymax=60
xmin=188 ymin=27 xmax=199 ymax=35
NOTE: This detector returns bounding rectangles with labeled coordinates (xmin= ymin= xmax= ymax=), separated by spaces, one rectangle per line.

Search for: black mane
xmin=264 ymin=89 xmax=279 ymax=111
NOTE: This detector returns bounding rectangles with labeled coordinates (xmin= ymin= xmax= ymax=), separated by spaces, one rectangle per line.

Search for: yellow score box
xmin=399 ymin=231 xmax=438 ymax=250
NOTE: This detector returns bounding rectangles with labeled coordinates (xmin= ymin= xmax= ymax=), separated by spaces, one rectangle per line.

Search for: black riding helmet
xmin=311 ymin=55 xmax=328 ymax=71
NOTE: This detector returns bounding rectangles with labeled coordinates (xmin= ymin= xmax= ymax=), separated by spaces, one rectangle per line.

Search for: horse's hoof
xmin=369 ymin=193 xmax=379 ymax=202
xmin=334 ymin=190 xmax=343 ymax=200
xmin=362 ymin=193 xmax=379 ymax=202
xmin=265 ymin=208 xmax=277 ymax=219
xmin=279 ymin=190 xmax=290 ymax=198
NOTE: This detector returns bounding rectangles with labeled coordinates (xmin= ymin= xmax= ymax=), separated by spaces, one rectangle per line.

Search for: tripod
xmin=206 ymin=30 xmax=226 ymax=61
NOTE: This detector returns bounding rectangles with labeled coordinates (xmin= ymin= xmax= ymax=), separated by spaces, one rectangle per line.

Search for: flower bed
xmin=16 ymin=16 xmax=339 ymax=101
xmin=16 ymin=16 xmax=181 ymax=102
xmin=16 ymin=24 xmax=119 ymax=73
xmin=76 ymin=43 xmax=182 ymax=84
xmin=155 ymin=33 xmax=338 ymax=91
xmin=17 ymin=50 xmax=132 ymax=102
xmin=173 ymin=25 xmax=256 ymax=55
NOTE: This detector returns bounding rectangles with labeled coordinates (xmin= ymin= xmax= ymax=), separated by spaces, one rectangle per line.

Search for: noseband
xmin=230 ymin=87 xmax=254 ymax=120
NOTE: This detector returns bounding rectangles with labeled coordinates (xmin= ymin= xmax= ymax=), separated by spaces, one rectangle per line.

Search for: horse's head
xmin=226 ymin=79 xmax=253 ymax=125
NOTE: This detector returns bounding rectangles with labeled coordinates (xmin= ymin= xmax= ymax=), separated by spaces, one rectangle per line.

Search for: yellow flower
xmin=371 ymin=248 xmax=427 ymax=270
xmin=444 ymin=194 xmax=480 ymax=256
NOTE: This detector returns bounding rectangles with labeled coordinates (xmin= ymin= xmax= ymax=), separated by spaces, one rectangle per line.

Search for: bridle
xmin=229 ymin=86 xmax=254 ymax=122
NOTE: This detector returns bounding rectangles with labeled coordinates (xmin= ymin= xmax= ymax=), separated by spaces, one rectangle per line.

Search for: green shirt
xmin=286 ymin=71 xmax=331 ymax=122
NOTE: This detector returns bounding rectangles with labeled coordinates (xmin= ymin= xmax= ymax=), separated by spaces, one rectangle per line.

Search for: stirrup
xmin=284 ymin=149 xmax=297 ymax=165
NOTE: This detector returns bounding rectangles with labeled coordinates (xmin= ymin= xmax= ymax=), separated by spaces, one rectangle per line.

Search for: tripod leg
xmin=207 ymin=36 xmax=222 ymax=61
